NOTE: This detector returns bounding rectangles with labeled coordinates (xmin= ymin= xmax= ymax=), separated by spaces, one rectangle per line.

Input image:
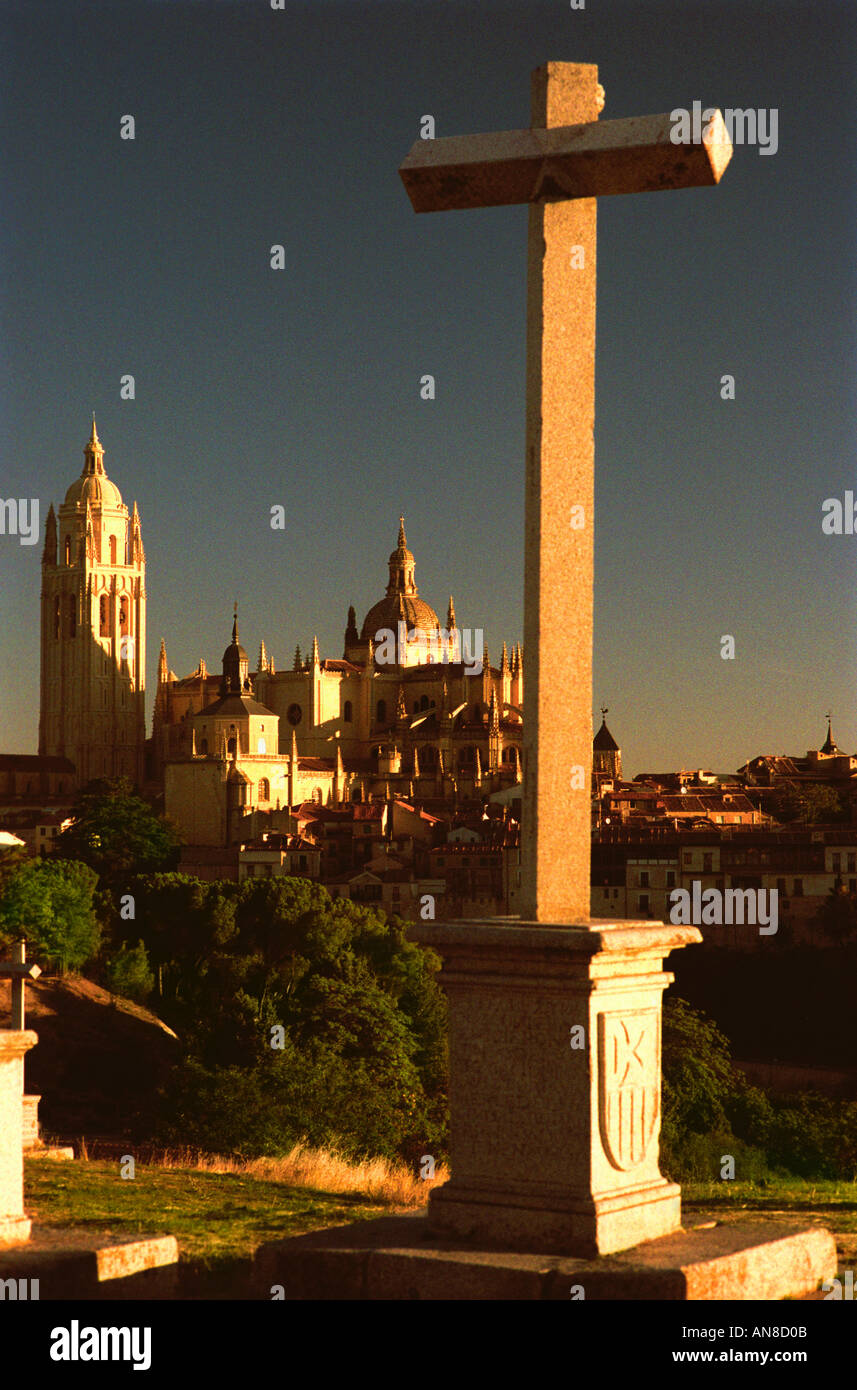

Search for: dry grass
xmin=72 ymin=1136 xmax=448 ymax=1208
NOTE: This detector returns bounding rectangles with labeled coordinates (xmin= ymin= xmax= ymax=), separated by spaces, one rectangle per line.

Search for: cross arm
xmin=0 ymin=962 xmax=41 ymax=981
xmin=400 ymin=111 xmax=732 ymax=213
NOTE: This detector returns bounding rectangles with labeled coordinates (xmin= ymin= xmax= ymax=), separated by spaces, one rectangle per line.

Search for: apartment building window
xmin=639 ymin=870 xmax=649 ymax=888
xmin=850 ymin=879 xmax=857 ymax=895
xmin=776 ymin=878 xmax=786 ymax=895
xmin=832 ymin=853 xmax=841 ymax=872
xmin=666 ymin=871 xmax=675 ymax=889
xmin=849 ymin=853 xmax=856 ymax=873
xmin=793 ymin=879 xmax=803 ymax=897
xmin=703 ymin=853 xmax=713 ymax=873
xmin=638 ymin=894 xmax=650 ymax=914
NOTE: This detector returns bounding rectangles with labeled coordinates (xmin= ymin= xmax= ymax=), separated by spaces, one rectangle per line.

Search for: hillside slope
xmin=1 ymin=974 xmax=179 ymax=1140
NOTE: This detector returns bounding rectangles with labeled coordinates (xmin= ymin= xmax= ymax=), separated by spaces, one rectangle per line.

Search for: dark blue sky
xmin=1 ymin=0 xmax=854 ymax=775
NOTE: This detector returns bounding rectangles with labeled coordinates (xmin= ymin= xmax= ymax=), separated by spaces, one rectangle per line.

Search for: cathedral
xmin=155 ymin=518 xmax=525 ymax=844
xmin=39 ymin=426 xmax=525 ymax=847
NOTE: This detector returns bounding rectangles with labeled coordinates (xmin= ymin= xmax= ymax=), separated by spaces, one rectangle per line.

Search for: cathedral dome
xmin=63 ymin=472 xmax=124 ymax=509
xmin=361 ymin=593 xmax=440 ymax=640
xmin=359 ymin=516 xmax=440 ymax=640
xmin=63 ymin=418 xmax=124 ymax=510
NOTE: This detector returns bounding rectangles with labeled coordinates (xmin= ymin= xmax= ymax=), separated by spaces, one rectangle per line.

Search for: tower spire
xmin=82 ymin=416 xmax=106 ymax=476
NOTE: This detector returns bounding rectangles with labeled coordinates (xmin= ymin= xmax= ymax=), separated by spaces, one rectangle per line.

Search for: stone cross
xmin=400 ymin=63 xmax=732 ymax=922
xmin=404 ymin=64 xmax=732 ymax=1259
xmin=0 ymin=941 xmax=41 ymax=1030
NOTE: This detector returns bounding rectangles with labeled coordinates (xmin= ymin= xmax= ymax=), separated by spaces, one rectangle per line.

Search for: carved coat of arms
xmin=598 ymin=1010 xmax=660 ymax=1171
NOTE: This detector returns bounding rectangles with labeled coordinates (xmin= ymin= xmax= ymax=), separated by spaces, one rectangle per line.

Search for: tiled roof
xmin=322 ymin=660 xmax=362 ymax=673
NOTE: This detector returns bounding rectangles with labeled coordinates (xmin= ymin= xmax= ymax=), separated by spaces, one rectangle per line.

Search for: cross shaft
xmin=399 ymin=62 xmax=732 ymax=922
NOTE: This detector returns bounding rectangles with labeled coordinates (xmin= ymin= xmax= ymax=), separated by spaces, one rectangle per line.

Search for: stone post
xmin=0 ymin=1031 xmax=38 ymax=1246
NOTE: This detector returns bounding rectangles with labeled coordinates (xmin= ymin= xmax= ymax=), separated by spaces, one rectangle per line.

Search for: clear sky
xmin=1 ymin=0 xmax=855 ymax=777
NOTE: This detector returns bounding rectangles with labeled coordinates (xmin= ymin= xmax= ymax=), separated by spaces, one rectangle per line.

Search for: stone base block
xmin=254 ymin=1213 xmax=836 ymax=1301
xmin=428 ymin=1177 xmax=682 ymax=1256
xmin=22 ymin=1095 xmax=41 ymax=1150
xmin=0 ymin=1215 xmax=32 ymax=1247
xmin=0 ymin=1228 xmax=180 ymax=1299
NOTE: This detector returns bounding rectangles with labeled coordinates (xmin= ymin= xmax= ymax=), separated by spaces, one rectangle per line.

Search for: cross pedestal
xmin=419 ymin=919 xmax=698 ymax=1255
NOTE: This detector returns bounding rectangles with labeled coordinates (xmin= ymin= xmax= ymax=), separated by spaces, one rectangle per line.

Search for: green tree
xmin=661 ymin=997 xmax=734 ymax=1139
xmin=0 ymin=858 xmax=100 ymax=972
xmin=56 ymin=779 xmax=181 ymax=889
xmin=141 ymin=873 xmax=448 ymax=1163
xmin=770 ymin=783 xmax=844 ymax=825
xmin=105 ymin=939 xmax=155 ymax=1004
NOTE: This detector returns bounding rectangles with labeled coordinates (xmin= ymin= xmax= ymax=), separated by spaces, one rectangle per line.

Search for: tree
xmin=56 ymin=779 xmax=181 ymax=889
xmin=0 ymin=858 xmax=100 ymax=972
xmin=105 ymin=939 xmax=155 ymax=1004
xmin=816 ymin=883 xmax=857 ymax=943
xmin=140 ymin=873 xmax=448 ymax=1162
xmin=661 ymin=997 xmax=734 ymax=1139
xmin=770 ymin=783 xmax=844 ymax=825
xmin=0 ymin=844 xmax=28 ymax=895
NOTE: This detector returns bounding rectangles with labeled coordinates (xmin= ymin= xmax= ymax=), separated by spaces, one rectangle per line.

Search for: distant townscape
xmin=1 ymin=424 xmax=853 ymax=947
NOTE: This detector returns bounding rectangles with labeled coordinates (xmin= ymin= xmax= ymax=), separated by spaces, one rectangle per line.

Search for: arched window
xmin=227 ymin=737 xmax=237 ymax=756
xmin=64 ymin=536 xmax=71 ymax=565
xmin=376 ymin=699 xmax=387 ymax=723
xmin=109 ymin=535 xmax=117 ymax=565
xmin=312 ymin=786 xmax=323 ymax=804
xmin=259 ymin=778 xmax=270 ymax=801
xmin=99 ymin=595 xmax=109 ymax=635
xmin=287 ymin=703 xmax=302 ymax=726
xmin=459 ymin=746 xmax=475 ymax=766
xmin=67 ymin=594 xmax=76 ymax=637
xmin=199 ymin=738 xmax=208 ymax=755
xmin=53 ymin=597 xmax=60 ymax=639
xmin=419 ymin=695 xmax=429 ymax=711
xmin=258 ymin=736 xmax=267 ymax=754
xmin=119 ymin=599 xmax=129 ymax=635
xmin=421 ymin=745 xmax=437 ymax=770
xmin=343 ymin=700 xmax=353 ymax=723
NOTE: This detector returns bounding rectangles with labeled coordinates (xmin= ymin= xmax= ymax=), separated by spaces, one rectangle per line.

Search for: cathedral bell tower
xmin=38 ymin=420 xmax=146 ymax=786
